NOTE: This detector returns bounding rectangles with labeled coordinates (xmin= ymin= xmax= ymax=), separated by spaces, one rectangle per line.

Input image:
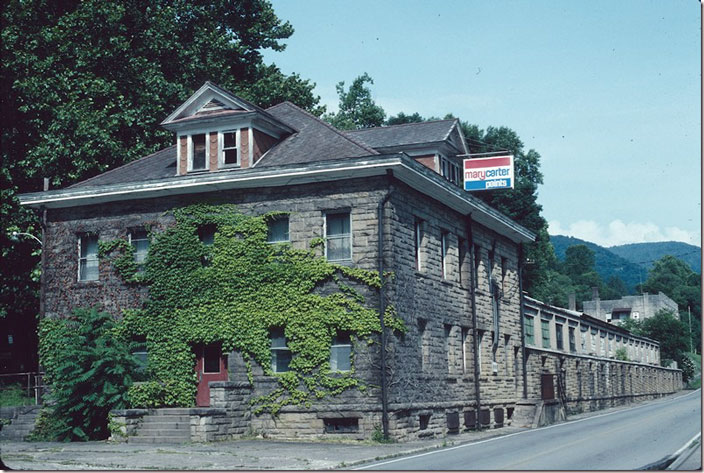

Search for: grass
xmin=0 ymin=383 xmax=36 ymax=407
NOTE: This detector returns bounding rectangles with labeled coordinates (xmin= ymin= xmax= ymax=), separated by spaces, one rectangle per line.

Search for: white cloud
xmin=548 ymin=219 xmax=701 ymax=247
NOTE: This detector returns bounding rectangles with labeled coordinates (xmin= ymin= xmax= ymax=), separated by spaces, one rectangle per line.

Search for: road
xmin=356 ymin=389 xmax=702 ymax=470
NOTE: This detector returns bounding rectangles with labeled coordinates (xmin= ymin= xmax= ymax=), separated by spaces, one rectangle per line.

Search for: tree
xmin=1 ymin=0 xmax=321 ymax=343
xmin=640 ymin=310 xmax=693 ymax=382
xmin=324 ymin=73 xmax=385 ymax=130
xmin=386 ymin=111 xmax=425 ymax=125
xmin=37 ymin=308 xmax=137 ymax=440
xmin=461 ymin=124 xmax=552 ymax=297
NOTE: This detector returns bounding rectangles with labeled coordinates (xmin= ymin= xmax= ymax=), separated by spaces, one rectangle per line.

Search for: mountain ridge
xmin=549 ymin=236 xmax=701 ymax=294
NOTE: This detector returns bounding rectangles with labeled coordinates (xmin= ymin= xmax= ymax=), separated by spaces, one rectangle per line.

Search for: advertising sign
xmin=463 ymin=155 xmax=514 ymax=191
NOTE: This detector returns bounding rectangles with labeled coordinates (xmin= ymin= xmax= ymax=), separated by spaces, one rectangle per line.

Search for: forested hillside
xmin=610 ymin=241 xmax=701 ymax=274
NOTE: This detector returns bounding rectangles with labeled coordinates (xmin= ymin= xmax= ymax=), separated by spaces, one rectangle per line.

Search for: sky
xmin=261 ymin=0 xmax=701 ymax=248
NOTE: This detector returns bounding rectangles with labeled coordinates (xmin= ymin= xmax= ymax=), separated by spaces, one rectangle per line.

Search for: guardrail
xmin=0 ymin=372 xmax=45 ymax=405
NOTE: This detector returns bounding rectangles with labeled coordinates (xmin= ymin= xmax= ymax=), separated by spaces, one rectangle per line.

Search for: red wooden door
xmin=194 ymin=344 xmax=228 ymax=407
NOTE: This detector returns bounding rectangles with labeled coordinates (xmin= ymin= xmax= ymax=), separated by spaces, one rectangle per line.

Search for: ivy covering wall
xmin=99 ymin=203 xmax=403 ymax=413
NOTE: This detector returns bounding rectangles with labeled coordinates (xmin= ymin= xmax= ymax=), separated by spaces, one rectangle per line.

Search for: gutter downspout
xmin=519 ymin=244 xmax=528 ymax=399
xmin=377 ymin=171 xmax=394 ymax=440
xmin=466 ymin=214 xmax=481 ymax=429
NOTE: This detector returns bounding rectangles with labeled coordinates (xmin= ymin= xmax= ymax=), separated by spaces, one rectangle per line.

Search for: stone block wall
xmin=524 ymin=347 xmax=682 ymax=414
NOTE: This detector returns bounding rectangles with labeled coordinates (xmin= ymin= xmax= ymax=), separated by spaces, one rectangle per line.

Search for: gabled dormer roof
xmin=346 ymin=119 xmax=469 ymax=155
xmin=160 ymin=81 xmax=295 ymax=135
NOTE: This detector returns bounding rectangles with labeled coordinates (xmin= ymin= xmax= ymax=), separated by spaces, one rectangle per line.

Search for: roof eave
xmin=19 ymin=154 xmax=535 ymax=244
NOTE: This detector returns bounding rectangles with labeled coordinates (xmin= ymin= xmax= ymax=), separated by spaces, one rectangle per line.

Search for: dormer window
xmin=220 ymin=130 xmax=239 ymax=167
xmin=189 ymin=134 xmax=207 ymax=171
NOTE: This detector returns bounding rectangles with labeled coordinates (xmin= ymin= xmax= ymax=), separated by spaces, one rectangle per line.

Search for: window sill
xmin=75 ymin=280 xmax=103 ymax=287
xmin=218 ymin=164 xmax=241 ymax=170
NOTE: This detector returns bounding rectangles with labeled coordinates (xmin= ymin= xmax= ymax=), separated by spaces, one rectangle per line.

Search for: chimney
xmin=568 ymin=293 xmax=576 ymax=311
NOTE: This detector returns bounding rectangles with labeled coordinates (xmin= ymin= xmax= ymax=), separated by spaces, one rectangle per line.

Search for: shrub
xmin=38 ymin=308 xmax=136 ymax=441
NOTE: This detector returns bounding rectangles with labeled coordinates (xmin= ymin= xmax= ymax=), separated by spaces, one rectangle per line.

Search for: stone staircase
xmin=0 ymin=405 xmax=41 ymax=441
xmin=128 ymin=408 xmax=192 ymax=444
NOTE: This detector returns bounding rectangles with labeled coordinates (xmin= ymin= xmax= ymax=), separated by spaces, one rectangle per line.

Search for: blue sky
xmin=262 ymin=0 xmax=701 ymax=248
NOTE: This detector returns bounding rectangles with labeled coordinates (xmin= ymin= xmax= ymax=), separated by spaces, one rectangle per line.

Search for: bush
xmin=38 ymin=308 xmax=137 ymax=441
xmin=0 ymin=383 xmax=35 ymax=407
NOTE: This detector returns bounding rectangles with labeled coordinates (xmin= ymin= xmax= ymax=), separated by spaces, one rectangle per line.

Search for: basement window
xmin=324 ymin=418 xmax=359 ymax=433
xmin=220 ymin=130 xmax=239 ymax=167
xmin=419 ymin=414 xmax=431 ymax=430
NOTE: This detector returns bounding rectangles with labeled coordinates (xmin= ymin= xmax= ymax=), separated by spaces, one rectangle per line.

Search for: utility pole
xmin=687 ymin=306 xmax=693 ymax=354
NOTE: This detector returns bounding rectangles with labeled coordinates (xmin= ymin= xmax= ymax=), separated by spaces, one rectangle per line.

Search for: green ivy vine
xmin=98 ymin=239 xmax=145 ymax=284
xmin=108 ymin=203 xmax=404 ymax=414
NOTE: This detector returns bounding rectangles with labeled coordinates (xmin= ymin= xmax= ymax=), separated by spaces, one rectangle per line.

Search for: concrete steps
xmin=128 ymin=409 xmax=192 ymax=444
xmin=0 ymin=405 xmax=40 ymax=441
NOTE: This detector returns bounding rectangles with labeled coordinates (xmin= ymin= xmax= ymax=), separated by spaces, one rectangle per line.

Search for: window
xmin=458 ymin=238 xmax=467 ymax=286
xmin=525 ymin=316 xmax=535 ymax=345
xmin=190 ymin=133 xmax=207 ymax=171
xmin=555 ymin=323 xmax=564 ymax=350
xmin=461 ymin=327 xmax=469 ymax=374
xmin=473 ymin=245 xmax=481 ymax=288
xmin=198 ymin=224 xmax=216 ymax=245
xmin=132 ymin=342 xmax=149 ymax=381
xmin=324 ymin=418 xmax=359 ymax=433
xmin=198 ymin=224 xmax=216 ymax=266
xmin=419 ymin=319 xmax=430 ymax=371
xmin=569 ymin=327 xmax=576 ymax=353
xmin=477 ymin=331 xmax=484 ymax=374
xmin=78 ymin=234 xmax=99 ymax=281
xmin=270 ymin=328 xmax=291 ymax=373
xmin=267 ymin=216 xmax=290 ymax=243
xmin=414 ymin=219 xmax=423 ymax=270
xmin=130 ymin=229 xmax=149 ymax=273
xmin=203 ymin=344 xmax=221 ymax=374
xmin=441 ymin=232 xmax=449 ymax=279
xmin=444 ymin=324 xmax=453 ymax=373
xmin=440 ymin=156 xmax=460 ymax=185
xmin=220 ymin=130 xmax=239 ymax=166
xmin=541 ymin=320 xmax=550 ymax=349
xmin=325 ymin=212 xmax=351 ymax=261
xmin=330 ymin=333 xmax=352 ymax=372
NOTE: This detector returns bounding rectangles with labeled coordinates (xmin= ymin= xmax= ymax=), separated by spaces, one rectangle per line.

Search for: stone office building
xmin=582 ymin=291 xmax=679 ymax=325
xmin=19 ymin=82 xmax=680 ymax=442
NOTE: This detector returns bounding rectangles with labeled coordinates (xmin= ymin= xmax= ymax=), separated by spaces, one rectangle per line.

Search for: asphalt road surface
xmin=356 ymin=389 xmax=702 ymax=470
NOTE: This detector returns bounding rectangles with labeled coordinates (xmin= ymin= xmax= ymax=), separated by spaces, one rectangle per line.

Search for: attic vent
xmin=200 ymin=99 xmax=228 ymax=112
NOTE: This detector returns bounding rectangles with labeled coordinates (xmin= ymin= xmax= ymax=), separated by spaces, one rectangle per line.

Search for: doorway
xmin=194 ymin=344 xmax=228 ymax=407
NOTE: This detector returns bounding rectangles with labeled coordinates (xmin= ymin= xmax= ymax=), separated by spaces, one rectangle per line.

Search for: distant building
xmin=582 ymin=291 xmax=679 ymax=325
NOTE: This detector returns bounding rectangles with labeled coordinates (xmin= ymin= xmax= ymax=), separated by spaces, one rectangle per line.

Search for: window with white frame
xmin=267 ymin=215 xmax=290 ymax=243
xmin=190 ymin=133 xmax=207 ymax=171
xmin=270 ymin=327 xmax=291 ymax=373
xmin=130 ymin=229 xmax=149 ymax=273
xmin=414 ymin=219 xmax=423 ymax=271
xmin=441 ymin=231 xmax=449 ymax=279
xmin=555 ymin=323 xmax=564 ymax=350
xmin=325 ymin=212 xmax=351 ymax=261
xmin=330 ymin=332 xmax=352 ymax=372
xmin=220 ymin=130 xmax=239 ymax=167
xmin=78 ymin=234 xmax=99 ymax=281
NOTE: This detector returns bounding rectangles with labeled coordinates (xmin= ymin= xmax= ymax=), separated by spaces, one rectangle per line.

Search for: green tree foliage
xmin=623 ymin=310 xmax=693 ymax=382
xmin=37 ymin=308 xmax=136 ymax=441
xmin=460 ymin=124 xmax=554 ymax=298
xmin=324 ymin=73 xmax=386 ymax=130
xmin=640 ymin=255 xmax=702 ymax=350
xmin=1 ymin=0 xmax=321 ymax=328
xmin=385 ymin=111 xmax=425 ymax=125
